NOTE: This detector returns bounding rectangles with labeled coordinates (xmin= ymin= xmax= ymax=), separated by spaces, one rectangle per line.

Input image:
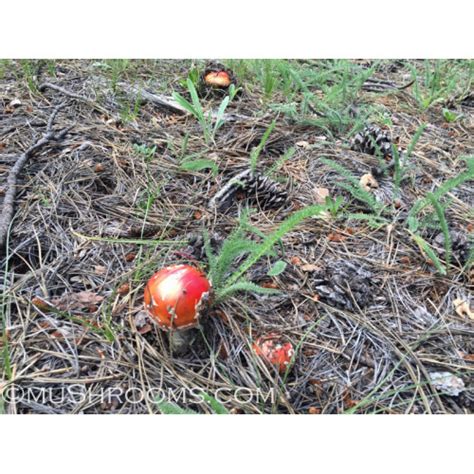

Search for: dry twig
xmin=0 ymin=103 xmax=72 ymax=249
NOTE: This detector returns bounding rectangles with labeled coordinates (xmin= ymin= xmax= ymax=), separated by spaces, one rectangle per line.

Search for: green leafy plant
xmin=173 ymin=78 xmax=237 ymax=144
xmin=408 ymin=60 xmax=472 ymax=110
xmin=133 ymin=143 xmax=157 ymax=162
xmin=181 ymin=156 xmax=219 ymax=176
xmin=19 ymin=60 xmax=39 ymax=93
xmin=325 ymin=195 xmax=344 ymax=217
xmin=185 ymin=66 xmax=200 ymax=88
xmin=105 ymin=59 xmax=132 ymax=93
xmin=407 ymin=157 xmax=474 ymax=274
xmin=119 ymin=90 xmax=142 ymax=123
xmin=267 ymin=260 xmax=287 ymax=276
xmin=442 ymin=108 xmax=461 ymax=123
xmin=393 ymin=123 xmax=426 ymax=192
xmin=319 ymin=157 xmax=385 ymax=215
xmin=203 ymin=204 xmax=328 ymax=302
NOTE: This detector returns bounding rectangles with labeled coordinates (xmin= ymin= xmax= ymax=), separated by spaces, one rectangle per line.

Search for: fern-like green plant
xmin=407 ymin=157 xmax=474 ymax=274
xmin=407 ymin=157 xmax=474 ymax=233
xmin=426 ymin=192 xmax=451 ymax=267
xmin=320 ymin=157 xmax=384 ymax=214
xmin=202 ymin=204 xmax=329 ymax=302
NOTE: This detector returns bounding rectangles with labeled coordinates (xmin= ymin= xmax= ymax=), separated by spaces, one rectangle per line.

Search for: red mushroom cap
xmin=144 ymin=264 xmax=211 ymax=330
xmin=204 ymin=71 xmax=232 ymax=88
xmin=253 ymin=334 xmax=295 ymax=374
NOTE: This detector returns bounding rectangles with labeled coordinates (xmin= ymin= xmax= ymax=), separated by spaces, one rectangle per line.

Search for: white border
xmin=1 ymin=2 xmax=471 ymax=471
xmin=1 ymin=1 xmax=472 ymax=58
xmin=1 ymin=415 xmax=472 ymax=472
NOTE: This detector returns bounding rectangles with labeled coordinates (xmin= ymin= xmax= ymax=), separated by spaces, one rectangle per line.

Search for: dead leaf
xmin=261 ymin=281 xmax=279 ymax=289
xmin=290 ymin=256 xmax=302 ymax=266
xmin=94 ymin=265 xmax=107 ymax=275
xmin=138 ymin=324 xmax=153 ymax=335
xmin=117 ymin=283 xmax=130 ymax=296
xmin=9 ymin=98 xmax=22 ymax=108
xmin=38 ymin=321 xmax=52 ymax=329
xmin=32 ymin=296 xmax=54 ymax=312
xmin=342 ymin=389 xmax=358 ymax=409
xmin=52 ymin=291 xmax=104 ymax=312
xmin=300 ymin=263 xmax=321 ymax=273
xmin=313 ymin=186 xmax=330 ymax=204
xmin=75 ymin=291 xmax=104 ymax=305
xmin=327 ymin=232 xmax=346 ymax=242
xmin=125 ymin=252 xmax=136 ymax=262
xmin=295 ymin=140 xmax=310 ymax=149
xmin=359 ymin=173 xmax=379 ymax=192
xmin=453 ymin=298 xmax=474 ymax=320
xmin=429 ymin=371 xmax=465 ymax=396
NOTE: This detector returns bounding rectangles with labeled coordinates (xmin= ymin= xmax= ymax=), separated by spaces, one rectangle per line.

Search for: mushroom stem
xmin=168 ymin=328 xmax=197 ymax=355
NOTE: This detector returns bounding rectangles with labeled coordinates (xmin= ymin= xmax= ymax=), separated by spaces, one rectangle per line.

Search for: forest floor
xmin=0 ymin=59 xmax=473 ymax=414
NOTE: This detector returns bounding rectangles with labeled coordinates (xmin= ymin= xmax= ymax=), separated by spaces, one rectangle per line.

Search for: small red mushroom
xmin=253 ymin=334 xmax=295 ymax=373
xmin=144 ymin=264 xmax=211 ymax=330
xmin=204 ymin=70 xmax=232 ymax=88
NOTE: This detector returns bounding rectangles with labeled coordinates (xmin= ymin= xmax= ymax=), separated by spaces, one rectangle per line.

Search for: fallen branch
xmin=121 ymin=83 xmax=250 ymax=123
xmin=0 ymin=103 xmax=72 ymax=250
xmin=120 ymin=83 xmax=188 ymax=115
xmin=39 ymin=82 xmax=110 ymax=116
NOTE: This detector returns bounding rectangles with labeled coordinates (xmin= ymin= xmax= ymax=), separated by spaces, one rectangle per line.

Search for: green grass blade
xmin=250 ymin=120 xmax=276 ymax=172
xmin=412 ymin=233 xmax=446 ymax=275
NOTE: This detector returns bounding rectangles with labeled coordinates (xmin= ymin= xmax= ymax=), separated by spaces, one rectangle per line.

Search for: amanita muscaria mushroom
xmin=204 ymin=70 xmax=232 ymax=88
xmin=253 ymin=334 xmax=295 ymax=373
xmin=201 ymin=62 xmax=235 ymax=90
xmin=144 ymin=264 xmax=211 ymax=330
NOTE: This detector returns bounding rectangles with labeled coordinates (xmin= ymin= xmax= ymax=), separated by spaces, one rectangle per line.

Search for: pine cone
xmin=432 ymin=231 xmax=472 ymax=266
xmin=313 ymin=260 xmax=376 ymax=310
xmin=351 ymin=124 xmax=392 ymax=157
xmin=209 ymin=169 xmax=288 ymax=211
